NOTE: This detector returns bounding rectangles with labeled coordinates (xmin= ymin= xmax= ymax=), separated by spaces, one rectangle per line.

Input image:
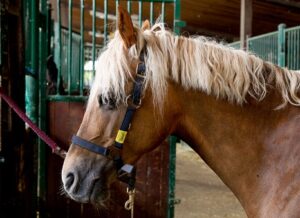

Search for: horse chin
xmin=89 ymin=179 xmax=110 ymax=206
xmin=89 ymin=170 xmax=117 ymax=206
xmin=66 ymin=179 xmax=110 ymax=206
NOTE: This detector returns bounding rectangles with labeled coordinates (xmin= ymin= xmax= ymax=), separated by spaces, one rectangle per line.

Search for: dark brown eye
xmin=98 ymin=94 xmax=117 ymax=110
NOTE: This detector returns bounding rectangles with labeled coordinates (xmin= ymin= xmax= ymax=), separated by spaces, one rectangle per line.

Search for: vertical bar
xmin=296 ymin=30 xmax=298 ymax=69
xmin=38 ymin=28 xmax=47 ymax=218
xmin=92 ymin=0 xmax=96 ymax=76
xmin=270 ymin=36 xmax=272 ymax=61
xmin=68 ymin=0 xmax=73 ymax=95
xmin=278 ymin=23 xmax=286 ymax=67
xmin=273 ymin=35 xmax=276 ymax=61
xmin=264 ymin=37 xmax=267 ymax=60
xmin=260 ymin=38 xmax=262 ymax=59
xmin=240 ymin=0 xmax=253 ymax=50
xmin=38 ymin=0 xmax=49 ymax=216
xmin=150 ymin=2 xmax=154 ymax=26
xmin=29 ymin=0 xmax=38 ymax=124
xmin=127 ymin=0 xmax=132 ymax=14
xmin=275 ymin=34 xmax=278 ymax=63
xmin=161 ymin=2 xmax=165 ymax=23
xmin=23 ymin=0 xmax=31 ymax=66
xmin=104 ymin=0 xmax=108 ymax=46
xmin=25 ymin=0 xmax=37 ymax=216
xmin=272 ymin=36 xmax=275 ymax=61
xmin=288 ymin=31 xmax=291 ymax=68
xmin=173 ymin=0 xmax=181 ymax=35
xmin=79 ymin=0 xmax=84 ymax=95
xmin=0 ymin=2 xmax=2 ymax=66
xmin=248 ymin=40 xmax=251 ymax=51
xmin=264 ymin=37 xmax=266 ymax=60
xmin=290 ymin=31 xmax=293 ymax=69
xmin=296 ymin=29 xmax=300 ymax=69
xmin=168 ymin=1 xmax=184 ymax=217
xmin=265 ymin=37 xmax=268 ymax=60
xmin=287 ymin=31 xmax=289 ymax=68
xmin=57 ymin=0 xmax=62 ymax=95
xmin=293 ymin=31 xmax=296 ymax=69
xmin=167 ymin=136 xmax=177 ymax=218
xmin=286 ymin=32 xmax=289 ymax=68
xmin=271 ymin=35 xmax=274 ymax=61
xmin=138 ymin=1 xmax=143 ymax=27
xmin=276 ymin=34 xmax=279 ymax=63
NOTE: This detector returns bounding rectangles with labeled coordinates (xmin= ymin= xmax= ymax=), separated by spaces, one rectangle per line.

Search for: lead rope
xmin=124 ymin=188 xmax=135 ymax=218
xmin=0 ymin=88 xmax=66 ymax=158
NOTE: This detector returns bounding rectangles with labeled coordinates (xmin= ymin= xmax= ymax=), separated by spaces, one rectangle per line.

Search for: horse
xmin=46 ymin=55 xmax=66 ymax=95
xmin=61 ymin=6 xmax=300 ymax=217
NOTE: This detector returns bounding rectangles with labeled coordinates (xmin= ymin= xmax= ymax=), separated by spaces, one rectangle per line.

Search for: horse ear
xmin=117 ymin=6 xmax=137 ymax=49
xmin=141 ymin=20 xmax=151 ymax=31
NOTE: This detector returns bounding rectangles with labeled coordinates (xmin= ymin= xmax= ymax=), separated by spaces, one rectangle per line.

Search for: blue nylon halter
xmin=71 ymin=49 xmax=146 ymax=188
xmin=72 ymin=55 xmax=146 ymax=157
xmin=71 ymin=135 xmax=110 ymax=156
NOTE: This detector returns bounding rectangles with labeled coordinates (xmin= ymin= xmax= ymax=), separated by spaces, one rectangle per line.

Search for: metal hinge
xmin=174 ymin=20 xmax=186 ymax=28
xmin=169 ymin=198 xmax=181 ymax=206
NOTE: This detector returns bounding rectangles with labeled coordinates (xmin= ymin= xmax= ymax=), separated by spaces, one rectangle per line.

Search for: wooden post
xmin=240 ymin=0 xmax=253 ymax=50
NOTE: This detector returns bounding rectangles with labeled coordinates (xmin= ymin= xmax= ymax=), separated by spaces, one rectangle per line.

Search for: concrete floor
xmin=175 ymin=144 xmax=247 ymax=218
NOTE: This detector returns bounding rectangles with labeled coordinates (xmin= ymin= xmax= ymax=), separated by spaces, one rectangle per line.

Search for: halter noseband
xmin=71 ymin=48 xmax=147 ymax=189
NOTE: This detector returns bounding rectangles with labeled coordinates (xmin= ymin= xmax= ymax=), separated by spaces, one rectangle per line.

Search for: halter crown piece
xmin=71 ymin=47 xmax=147 ymax=190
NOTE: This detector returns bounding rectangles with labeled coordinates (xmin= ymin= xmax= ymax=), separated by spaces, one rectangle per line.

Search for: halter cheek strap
xmin=115 ymin=62 xmax=146 ymax=149
xmin=71 ymin=48 xmax=146 ymax=189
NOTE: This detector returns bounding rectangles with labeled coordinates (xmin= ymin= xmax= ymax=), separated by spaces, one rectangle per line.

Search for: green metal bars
xmin=168 ymin=136 xmax=178 ymax=218
xmin=286 ymin=26 xmax=300 ymax=70
xmin=24 ymin=0 xmax=51 ymax=216
xmin=68 ymin=0 xmax=73 ymax=95
xmin=277 ymin=24 xmax=286 ymax=67
xmin=104 ymin=0 xmax=108 ymax=45
xmin=248 ymin=31 xmax=278 ymax=65
xmin=80 ymin=0 xmax=84 ymax=96
xmin=56 ymin=0 xmax=62 ymax=95
xmin=50 ymin=0 xmax=185 ymax=101
xmin=92 ymin=0 xmax=96 ymax=75
xmin=229 ymin=23 xmax=300 ymax=70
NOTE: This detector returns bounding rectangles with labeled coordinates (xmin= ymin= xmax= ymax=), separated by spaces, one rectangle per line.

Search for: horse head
xmin=61 ymin=7 xmax=179 ymax=205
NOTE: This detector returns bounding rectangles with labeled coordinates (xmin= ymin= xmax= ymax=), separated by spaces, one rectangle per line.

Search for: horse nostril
xmin=65 ymin=173 xmax=75 ymax=191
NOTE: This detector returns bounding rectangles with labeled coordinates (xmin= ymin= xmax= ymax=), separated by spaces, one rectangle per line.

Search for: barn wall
xmin=0 ymin=0 xmax=33 ymax=217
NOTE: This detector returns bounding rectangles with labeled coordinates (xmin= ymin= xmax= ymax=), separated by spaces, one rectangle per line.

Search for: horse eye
xmin=98 ymin=94 xmax=117 ymax=110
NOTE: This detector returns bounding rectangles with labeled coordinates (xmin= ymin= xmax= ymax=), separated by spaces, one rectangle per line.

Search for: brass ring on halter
xmin=126 ymin=94 xmax=141 ymax=109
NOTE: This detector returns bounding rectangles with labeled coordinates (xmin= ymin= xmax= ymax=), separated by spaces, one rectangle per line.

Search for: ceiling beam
xmin=182 ymin=25 xmax=237 ymax=41
xmin=263 ymin=0 xmax=300 ymax=9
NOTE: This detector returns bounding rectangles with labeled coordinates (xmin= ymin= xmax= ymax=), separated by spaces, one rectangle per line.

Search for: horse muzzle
xmin=61 ymin=153 xmax=114 ymax=204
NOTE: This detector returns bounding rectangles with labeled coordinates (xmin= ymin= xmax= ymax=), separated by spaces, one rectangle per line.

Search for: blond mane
xmin=89 ymin=23 xmax=300 ymax=109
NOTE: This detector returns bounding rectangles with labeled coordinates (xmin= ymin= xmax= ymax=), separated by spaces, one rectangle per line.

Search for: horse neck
xmin=171 ymin=83 xmax=300 ymax=217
